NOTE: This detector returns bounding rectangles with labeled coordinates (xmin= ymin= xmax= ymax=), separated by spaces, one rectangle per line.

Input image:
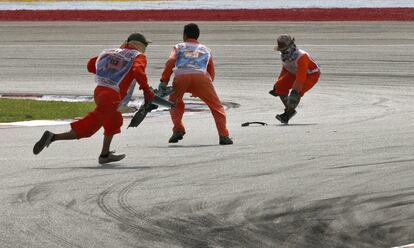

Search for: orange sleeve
xmin=293 ymin=55 xmax=310 ymax=91
xmin=275 ymin=67 xmax=289 ymax=85
xmin=132 ymin=55 xmax=154 ymax=100
xmin=160 ymin=47 xmax=177 ymax=84
xmin=87 ymin=56 xmax=98 ymax=74
xmin=160 ymin=59 xmax=176 ymax=84
xmin=207 ymin=56 xmax=215 ymax=82
xmin=279 ymin=67 xmax=289 ymax=79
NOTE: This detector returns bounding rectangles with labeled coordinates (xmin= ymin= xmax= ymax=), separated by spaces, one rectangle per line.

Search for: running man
xmin=33 ymin=33 xmax=155 ymax=164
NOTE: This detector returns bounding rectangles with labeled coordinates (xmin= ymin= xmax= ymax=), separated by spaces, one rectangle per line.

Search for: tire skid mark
xmin=331 ymin=158 xmax=414 ymax=169
xmin=117 ymin=177 xmax=171 ymax=237
xmin=34 ymin=221 xmax=81 ymax=248
xmin=117 ymin=178 xmax=150 ymax=218
xmin=247 ymin=197 xmax=344 ymax=247
xmin=341 ymin=95 xmax=397 ymax=124
xmin=144 ymin=197 xmax=257 ymax=247
xmin=59 ymin=197 xmax=113 ymax=224
xmin=97 ymin=180 xmax=164 ymax=240
xmin=11 ymin=178 xmax=414 ymax=247
xmin=20 ymin=183 xmax=82 ymax=247
xmin=242 ymin=194 xmax=411 ymax=247
xmin=25 ymin=183 xmax=52 ymax=204
xmin=15 ymin=174 xmax=128 ymax=247
xmin=98 ymin=179 xmax=238 ymax=246
xmin=372 ymin=97 xmax=393 ymax=109
xmin=125 ymin=191 xmax=413 ymax=247
xmin=317 ymin=89 xmax=410 ymax=126
xmin=11 ymin=171 xmax=118 ymax=192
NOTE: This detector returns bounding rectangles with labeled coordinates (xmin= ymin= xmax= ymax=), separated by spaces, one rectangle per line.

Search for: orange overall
xmin=274 ymin=49 xmax=320 ymax=97
xmin=71 ymin=45 xmax=154 ymax=138
xmin=161 ymin=39 xmax=229 ymax=137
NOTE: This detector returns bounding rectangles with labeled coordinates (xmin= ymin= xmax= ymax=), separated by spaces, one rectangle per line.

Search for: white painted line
xmin=0 ymin=110 xmax=176 ymax=128
xmin=39 ymin=95 xmax=92 ymax=102
xmin=391 ymin=243 xmax=414 ymax=248
xmin=0 ymin=120 xmax=71 ymax=127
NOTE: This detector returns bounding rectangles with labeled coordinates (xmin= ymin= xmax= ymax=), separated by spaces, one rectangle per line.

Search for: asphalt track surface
xmin=0 ymin=22 xmax=413 ymax=248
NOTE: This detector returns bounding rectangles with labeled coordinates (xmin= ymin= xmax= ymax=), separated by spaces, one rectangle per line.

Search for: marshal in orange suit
xmin=159 ymin=23 xmax=233 ymax=145
xmin=33 ymin=33 xmax=155 ymax=164
xmin=269 ymin=34 xmax=321 ymax=124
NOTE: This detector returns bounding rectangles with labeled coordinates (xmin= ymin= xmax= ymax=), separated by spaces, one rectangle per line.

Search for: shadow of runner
xmin=33 ymin=165 xmax=154 ymax=170
xmin=271 ymin=123 xmax=318 ymax=127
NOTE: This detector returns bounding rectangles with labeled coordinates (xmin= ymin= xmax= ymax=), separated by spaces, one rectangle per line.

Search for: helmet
xmin=275 ymin=34 xmax=298 ymax=62
xmin=275 ymin=34 xmax=295 ymax=52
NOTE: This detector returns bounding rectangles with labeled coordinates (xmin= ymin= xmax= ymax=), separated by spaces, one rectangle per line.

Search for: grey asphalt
xmin=0 ymin=22 xmax=413 ymax=248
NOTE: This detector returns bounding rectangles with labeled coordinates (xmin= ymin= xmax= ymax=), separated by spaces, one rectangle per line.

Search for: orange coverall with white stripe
xmin=71 ymin=44 xmax=154 ymax=138
xmin=274 ymin=49 xmax=320 ymax=97
xmin=161 ymin=39 xmax=229 ymax=137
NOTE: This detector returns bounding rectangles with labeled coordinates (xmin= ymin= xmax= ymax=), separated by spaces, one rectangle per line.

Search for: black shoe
xmin=219 ymin=136 xmax=233 ymax=145
xmin=33 ymin=130 xmax=54 ymax=155
xmin=169 ymin=132 xmax=185 ymax=143
xmin=99 ymin=151 xmax=126 ymax=164
xmin=269 ymin=89 xmax=279 ymax=97
xmin=276 ymin=110 xmax=297 ymax=124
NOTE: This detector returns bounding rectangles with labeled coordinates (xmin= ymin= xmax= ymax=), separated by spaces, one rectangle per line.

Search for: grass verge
xmin=0 ymin=98 xmax=95 ymax=123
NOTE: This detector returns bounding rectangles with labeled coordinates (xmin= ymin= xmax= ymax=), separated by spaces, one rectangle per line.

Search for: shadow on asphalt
xmin=148 ymin=144 xmax=219 ymax=148
xmin=33 ymin=165 xmax=154 ymax=170
xmin=273 ymin=123 xmax=318 ymax=127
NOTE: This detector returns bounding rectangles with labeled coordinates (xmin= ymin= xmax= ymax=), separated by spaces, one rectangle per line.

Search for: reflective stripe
xmin=308 ymin=68 xmax=320 ymax=74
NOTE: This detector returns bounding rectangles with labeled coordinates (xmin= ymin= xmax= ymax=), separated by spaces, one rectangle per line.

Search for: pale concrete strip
xmin=1 ymin=44 xmax=414 ymax=47
xmin=1 ymin=0 xmax=414 ymax=10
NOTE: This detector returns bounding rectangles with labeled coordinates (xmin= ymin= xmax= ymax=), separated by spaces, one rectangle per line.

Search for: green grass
xmin=0 ymin=98 xmax=95 ymax=123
